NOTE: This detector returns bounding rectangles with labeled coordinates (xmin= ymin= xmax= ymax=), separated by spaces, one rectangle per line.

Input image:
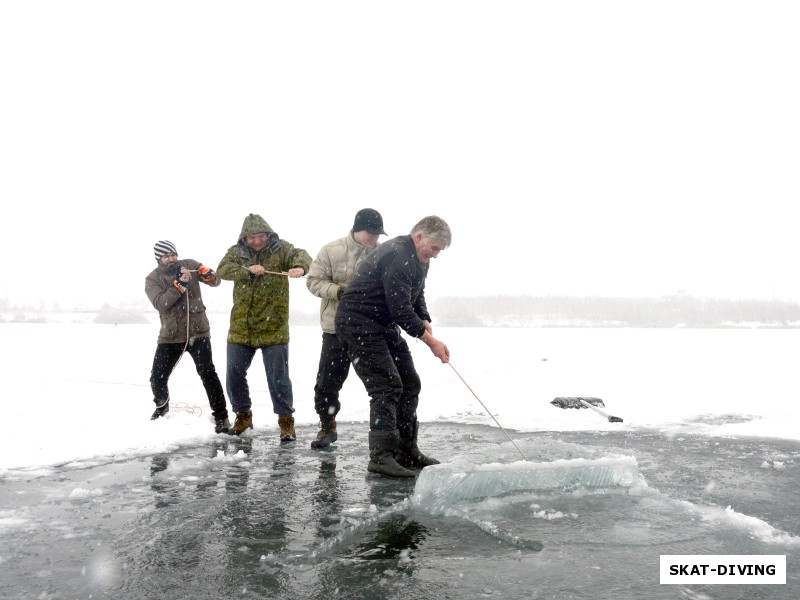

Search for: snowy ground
xmin=2 ymin=322 xmax=798 ymax=471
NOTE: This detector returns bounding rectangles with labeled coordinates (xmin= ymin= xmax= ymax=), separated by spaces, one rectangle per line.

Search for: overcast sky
xmin=2 ymin=1 xmax=798 ymax=309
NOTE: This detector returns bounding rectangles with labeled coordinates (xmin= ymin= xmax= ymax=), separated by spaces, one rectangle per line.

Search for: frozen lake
xmin=2 ymin=422 xmax=798 ymax=599
xmin=1 ymin=323 xmax=798 ymax=597
xmin=2 ymin=323 xmax=799 ymax=470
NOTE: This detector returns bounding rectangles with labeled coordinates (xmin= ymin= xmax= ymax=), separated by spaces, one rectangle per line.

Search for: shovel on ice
xmin=551 ymin=397 xmax=624 ymax=423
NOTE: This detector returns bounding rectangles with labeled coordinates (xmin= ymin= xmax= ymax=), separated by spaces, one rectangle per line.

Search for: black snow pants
xmin=337 ymin=325 xmax=421 ymax=437
xmin=149 ymin=336 xmax=228 ymax=419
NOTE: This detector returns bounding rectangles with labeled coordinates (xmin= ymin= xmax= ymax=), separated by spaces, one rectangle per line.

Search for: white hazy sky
xmin=1 ymin=1 xmax=798 ymax=308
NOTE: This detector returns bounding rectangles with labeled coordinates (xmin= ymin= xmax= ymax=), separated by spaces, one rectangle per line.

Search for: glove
xmin=172 ymin=265 xmax=188 ymax=293
xmin=198 ymin=265 xmax=216 ymax=282
xmin=172 ymin=278 xmax=187 ymax=294
xmin=337 ymin=286 xmax=345 ymax=300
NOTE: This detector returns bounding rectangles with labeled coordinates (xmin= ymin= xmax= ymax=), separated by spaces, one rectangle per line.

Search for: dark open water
xmin=1 ymin=422 xmax=798 ymax=599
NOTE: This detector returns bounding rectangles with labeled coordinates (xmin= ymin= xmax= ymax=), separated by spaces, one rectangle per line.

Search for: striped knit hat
xmin=154 ymin=240 xmax=178 ymax=261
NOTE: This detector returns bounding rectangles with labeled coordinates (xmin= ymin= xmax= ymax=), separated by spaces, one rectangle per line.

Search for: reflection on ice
xmin=413 ymin=455 xmax=641 ymax=505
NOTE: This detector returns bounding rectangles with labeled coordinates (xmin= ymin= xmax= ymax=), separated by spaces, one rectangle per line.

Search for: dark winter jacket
xmin=335 ymin=235 xmax=432 ymax=339
xmin=145 ymin=258 xmax=219 ymax=344
xmin=217 ymin=214 xmax=312 ymax=348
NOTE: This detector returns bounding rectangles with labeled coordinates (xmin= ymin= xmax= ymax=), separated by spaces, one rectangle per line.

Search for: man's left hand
xmin=198 ymin=265 xmax=216 ymax=282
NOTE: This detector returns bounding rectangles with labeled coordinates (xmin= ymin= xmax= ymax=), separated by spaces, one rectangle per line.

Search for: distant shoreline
xmin=3 ymin=294 xmax=800 ymax=329
xmin=2 ymin=311 xmax=798 ymax=330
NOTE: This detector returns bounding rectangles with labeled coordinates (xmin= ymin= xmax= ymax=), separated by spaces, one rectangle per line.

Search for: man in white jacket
xmin=306 ymin=209 xmax=386 ymax=448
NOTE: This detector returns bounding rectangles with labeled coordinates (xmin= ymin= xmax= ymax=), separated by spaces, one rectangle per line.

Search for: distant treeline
xmin=429 ymin=295 xmax=800 ymax=328
xmin=4 ymin=295 xmax=800 ymax=328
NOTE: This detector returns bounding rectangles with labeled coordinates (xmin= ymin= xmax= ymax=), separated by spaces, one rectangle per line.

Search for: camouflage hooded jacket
xmin=217 ymin=214 xmax=312 ymax=348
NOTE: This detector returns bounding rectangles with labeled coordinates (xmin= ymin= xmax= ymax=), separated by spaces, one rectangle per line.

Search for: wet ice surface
xmin=2 ymin=422 xmax=799 ymax=599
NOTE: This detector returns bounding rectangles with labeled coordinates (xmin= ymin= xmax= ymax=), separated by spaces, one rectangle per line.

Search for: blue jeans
xmin=226 ymin=343 xmax=294 ymax=415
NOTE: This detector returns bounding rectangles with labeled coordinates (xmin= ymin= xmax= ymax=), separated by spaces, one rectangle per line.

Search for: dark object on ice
xmin=551 ymin=397 xmax=605 ymax=409
xmin=551 ymin=397 xmax=623 ymax=423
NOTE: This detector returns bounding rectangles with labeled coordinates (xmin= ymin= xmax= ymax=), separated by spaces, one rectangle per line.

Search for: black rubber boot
xmin=151 ymin=400 xmax=170 ymax=420
xmin=311 ymin=414 xmax=338 ymax=449
xmin=396 ymin=419 xmax=440 ymax=469
xmin=368 ymin=430 xmax=417 ymax=478
xmin=214 ymin=417 xmax=231 ymax=434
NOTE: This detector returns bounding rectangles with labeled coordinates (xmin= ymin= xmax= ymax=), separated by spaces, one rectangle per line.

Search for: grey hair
xmin=410 ymin=215 xmax=452 ymax=248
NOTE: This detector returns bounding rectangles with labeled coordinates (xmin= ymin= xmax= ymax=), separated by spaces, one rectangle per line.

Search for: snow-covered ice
xmin=2 ymin=323 xmax=798 ymax=471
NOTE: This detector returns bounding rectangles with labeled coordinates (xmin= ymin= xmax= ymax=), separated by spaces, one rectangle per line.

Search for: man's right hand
xmin=172 ymin=266 xmax=190 ymax=282
xmin=173 ymin=279 xmax=187 ymax=294
xmin=420 ymin=330 xmax=450 ymax=363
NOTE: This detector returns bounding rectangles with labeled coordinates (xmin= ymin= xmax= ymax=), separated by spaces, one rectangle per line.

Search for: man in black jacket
xmin=335 ymin=216 xmax=451 ymax=478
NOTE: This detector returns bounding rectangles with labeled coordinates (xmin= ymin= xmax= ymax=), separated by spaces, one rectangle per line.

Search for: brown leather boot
xmin=278 ymin=414 xmax=296 ymax=442
xmin=229 ymin=411 xmax=253 ymax=436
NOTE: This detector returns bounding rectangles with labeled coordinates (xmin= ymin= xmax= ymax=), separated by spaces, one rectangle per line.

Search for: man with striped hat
xmin=145 ymin=240 xmax=231 ymax=433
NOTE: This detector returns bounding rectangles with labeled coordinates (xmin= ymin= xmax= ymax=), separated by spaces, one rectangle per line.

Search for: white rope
xmin=448 ymin=362 xmax=528 ymax=461
xmin=157 ymin=269 xmax=201 ymax=416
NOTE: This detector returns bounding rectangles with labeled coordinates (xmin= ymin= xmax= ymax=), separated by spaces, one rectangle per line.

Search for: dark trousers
xmin=150 ymin=337 xmax=228 ymax=419
xmin=337 ymin=326 xmax=421 ymax=435
xmin=313 ymin=332 xmax=351 ymax=417
xmin=226 ymin=343 xmax=294 ymax=415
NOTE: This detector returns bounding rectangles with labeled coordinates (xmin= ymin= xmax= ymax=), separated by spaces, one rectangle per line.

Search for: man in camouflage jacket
xmin=217 ymin=214 xmax=312 ymax=438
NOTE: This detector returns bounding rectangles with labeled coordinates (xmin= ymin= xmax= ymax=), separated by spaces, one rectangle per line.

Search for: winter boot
xmin=214 ymin=417 xmax=231 ymax=434
xmin=310 ymin=414 xmax=338 ymax=449
xmin=150 ymin=400 xmax=169 ymax=420
xmin=396 ymin=419 xmax=440 ymax=469
xmin=278 ymin=414 xmax=296 ymax=442
xmin=368 ymin=430 xmax=417 ymax=478
xmin=229 ymin=411 xmax=253 ymax=436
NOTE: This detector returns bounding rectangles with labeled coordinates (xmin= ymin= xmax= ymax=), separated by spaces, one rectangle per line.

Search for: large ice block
xmin=413 ymin=455 xmax=639 ymax=505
